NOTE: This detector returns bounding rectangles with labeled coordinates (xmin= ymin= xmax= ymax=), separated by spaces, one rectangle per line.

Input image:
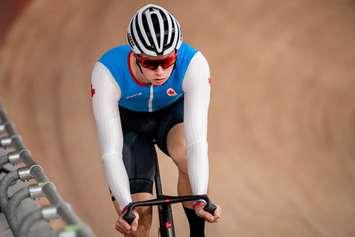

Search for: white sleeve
xmin=91 ymin=62 xmax=132 ymax=208
xmin=182 ymin=52 xmax=211 ymax=195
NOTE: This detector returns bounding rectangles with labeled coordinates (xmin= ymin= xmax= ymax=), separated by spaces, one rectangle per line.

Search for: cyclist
xmin=91 ymin=4 xmax=221 ymax=236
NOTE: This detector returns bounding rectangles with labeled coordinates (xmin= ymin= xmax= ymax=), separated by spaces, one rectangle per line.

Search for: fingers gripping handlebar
xmin=122 ymin=194 xmax=217 ymax=225
xmin=122 ymin=205 xmax=136 ymax=225
xmin=203 ymin=201 xmax=217 ymax=215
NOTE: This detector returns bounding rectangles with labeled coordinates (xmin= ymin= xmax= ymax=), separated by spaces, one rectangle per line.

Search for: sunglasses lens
xmin=138 ymin=53 xmax=177 ymax=70
xmin=161 ymin=54 xmax=177 ymax=69
xmin=142 ymin=60 xmax=160 ymax=70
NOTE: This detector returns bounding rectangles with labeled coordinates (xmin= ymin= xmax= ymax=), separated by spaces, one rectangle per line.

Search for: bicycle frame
xmin=154 ymin=150 xmax=176 ymax=237
xmin=123 ymin=152 xmax=216 ymax=237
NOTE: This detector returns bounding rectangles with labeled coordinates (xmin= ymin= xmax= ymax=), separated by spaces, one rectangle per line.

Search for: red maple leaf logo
xmin=90 ymin=84 xmax=96 ymax=97
xmin=167 ymin=88 xmax=177 ymax=96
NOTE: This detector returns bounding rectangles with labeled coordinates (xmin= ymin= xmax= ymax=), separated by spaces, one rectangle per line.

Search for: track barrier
xmin=0 ymin=103 xmax=95 ymax=237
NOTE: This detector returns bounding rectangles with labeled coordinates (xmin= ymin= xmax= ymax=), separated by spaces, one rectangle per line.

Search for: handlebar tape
xmin=203 ymin=202 xmax=217 ymax=215
xmin=122 ymin=209 xmax=135 ymax=225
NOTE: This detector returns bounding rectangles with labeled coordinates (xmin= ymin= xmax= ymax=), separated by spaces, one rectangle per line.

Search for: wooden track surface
xmin=1 ymin=1 xmax=355 ymax=236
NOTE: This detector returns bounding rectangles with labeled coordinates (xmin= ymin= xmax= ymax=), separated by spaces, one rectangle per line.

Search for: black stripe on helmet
xmin=129 ymin=16 xmax=144 ymax=54
xmin=167 ymin=14 xmax=176 ymax=48
xmin=141 ymin=11 xmax=156 ymax=52
xmin=128 ymin=4 xmax=182 ymax=56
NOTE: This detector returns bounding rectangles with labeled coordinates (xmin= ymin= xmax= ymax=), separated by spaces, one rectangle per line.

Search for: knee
xmin=168 ymin=137 xmax=186 ymax=160
xmin=166 ymin=124 xmax=189 ymax=174
xmin=168 ymin=139 xmax=188 ymax=171
xmin=136 ymin=206 xmax=153 ymax=230
xmin=129 ymin=193 xmax=153 ymax=234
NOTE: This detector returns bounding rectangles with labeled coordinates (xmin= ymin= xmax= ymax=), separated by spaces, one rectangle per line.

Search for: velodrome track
xmin=1 ymin=1 xmax=355 ymax=236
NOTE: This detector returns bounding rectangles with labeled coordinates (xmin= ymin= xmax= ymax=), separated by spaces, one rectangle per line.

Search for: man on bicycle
xmin=91 ymin=4 xmax=221 ymax=236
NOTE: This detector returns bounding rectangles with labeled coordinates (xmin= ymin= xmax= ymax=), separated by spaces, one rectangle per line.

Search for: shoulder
xmin=174 ymin=42 xmax=200 ymax=76
xmin=182 ymin=51 xmax=210 ymax=91
xmin=187 ymin=51 xmax=210 ymax=74
xmin=92 ymin=62 xmax=112 ymax=78
xmin=178 ymin=42 xmax=209 ymax=67
xmin=97 ymin=45 xmax=131 ymax=83
xmin=91 ymin=62 xmax=116 ymax=86
xmin=191 ymin=51 xmax=208 ymax=65
xmin=177 ymin=42 xmax=198 ymax=58
xmin=91 ymin=62 xmax=121 ymax=95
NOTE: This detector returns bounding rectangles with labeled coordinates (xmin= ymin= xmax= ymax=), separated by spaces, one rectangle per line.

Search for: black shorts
xmin=110 ymin=96 xmax=184 ymax=201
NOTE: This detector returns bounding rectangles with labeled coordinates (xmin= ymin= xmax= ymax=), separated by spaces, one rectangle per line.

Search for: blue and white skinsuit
xmin=91 ymin=42 xmax=211 ymax=209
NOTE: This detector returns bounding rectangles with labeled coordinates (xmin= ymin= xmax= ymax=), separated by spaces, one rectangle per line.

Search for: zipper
xmin=148 ymin=84 xmax=154 ymax=112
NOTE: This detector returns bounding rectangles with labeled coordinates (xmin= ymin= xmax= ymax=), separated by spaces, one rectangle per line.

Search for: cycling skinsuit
xmin=91 ymin=42 xmax=211 ymax=208
xmin=99 ymin=42 xmax=196 ymax=112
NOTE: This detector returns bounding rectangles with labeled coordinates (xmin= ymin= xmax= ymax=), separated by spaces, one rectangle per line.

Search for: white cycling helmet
xmin=127 ymin=4 xmax=183 ymax=56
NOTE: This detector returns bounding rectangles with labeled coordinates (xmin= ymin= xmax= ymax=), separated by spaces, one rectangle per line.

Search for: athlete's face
xmin=136 ymin=51 xmax=177 ymax=86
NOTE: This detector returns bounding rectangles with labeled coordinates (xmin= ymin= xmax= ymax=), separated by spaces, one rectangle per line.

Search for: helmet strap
xmin=135 ymin=58 xmax=144 ymax=74
xmin=135 ymin=57 xmax=149 ymax=83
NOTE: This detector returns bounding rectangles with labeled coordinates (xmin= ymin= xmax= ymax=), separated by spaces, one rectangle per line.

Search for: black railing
xmin=0 ymin=103 xmax=95 ymax=237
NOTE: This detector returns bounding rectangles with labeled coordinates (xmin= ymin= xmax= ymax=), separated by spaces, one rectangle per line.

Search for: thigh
xmin=166 ymin=123 xmax=188 ymax=173
xmin=109 ymin=130 xmax=156 ymax=203
xmin=123 ymin=131 xmax=156 ymax=194
xmin=155 ymin=96 xmax=184 ymax=156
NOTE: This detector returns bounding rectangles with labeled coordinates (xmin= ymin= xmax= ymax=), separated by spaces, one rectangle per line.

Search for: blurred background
xmin=1 ymin=0 xmax=355 ymax=236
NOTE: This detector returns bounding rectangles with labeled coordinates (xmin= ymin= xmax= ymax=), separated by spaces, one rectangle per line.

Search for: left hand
xmin=193 ymin=201 xmax=222 ymax=223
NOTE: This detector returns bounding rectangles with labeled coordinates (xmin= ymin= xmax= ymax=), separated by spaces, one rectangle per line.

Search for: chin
xmin=153 ymin=79 xmax=167 ymax=85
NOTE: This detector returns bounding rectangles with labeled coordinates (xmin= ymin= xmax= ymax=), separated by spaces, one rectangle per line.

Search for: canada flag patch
xmin=167 ymin=88 xmax=177 ymax=96
xmin=90 ymin=84 xmax=96 ymax=97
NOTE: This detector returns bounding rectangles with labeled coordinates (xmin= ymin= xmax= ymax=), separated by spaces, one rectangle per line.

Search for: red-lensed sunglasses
xmin=136 ymin=52 xmax=178 ymax=70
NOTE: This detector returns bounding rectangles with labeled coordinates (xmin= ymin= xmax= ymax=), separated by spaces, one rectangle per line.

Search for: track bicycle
xmin=122 ymin=152 xmax=217 ymax=237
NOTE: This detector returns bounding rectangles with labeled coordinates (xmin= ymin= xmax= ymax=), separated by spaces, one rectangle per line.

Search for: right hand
xmin=115 ymin=210 xmax=139 ymax=234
